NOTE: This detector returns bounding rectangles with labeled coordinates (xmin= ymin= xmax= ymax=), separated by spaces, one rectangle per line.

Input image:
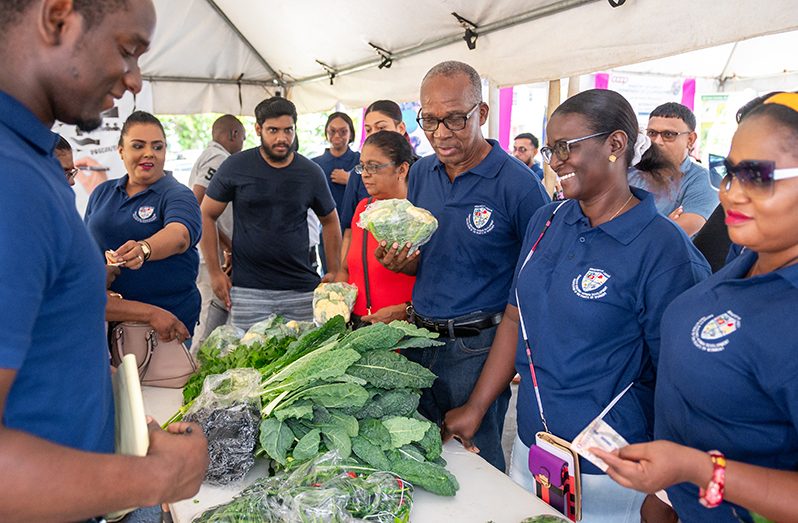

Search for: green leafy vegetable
xmin=352 ymin=435 xmax=392 ymax=471
xmin=321 ymin=426 xmax=352 ymax=459
xmin=259 ymin=418 xmax=294 ymax=465
xmin=348 ymin=350 xmax=436 ymax=390
xmin=292 ymin=429 xmax=321 ymax=462
xmin=388 ymin=457 xmax=459 ymax=496
xmin=382 ymin=416 xmax=432 ymax=448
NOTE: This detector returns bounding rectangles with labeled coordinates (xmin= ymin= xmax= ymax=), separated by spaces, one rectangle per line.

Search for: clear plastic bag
xmin=201 ymin=325 xmax=244 ymax=357
xmin=356 ymin=199 xmax=438 ymax=255
xmin=313 ymin=283 xmax=358 ymax=325
xmin=241 ymin=315 xmax=315 ymax=346
xmin=184 ymin=369 xmax=262 ymax=485
xmin=193 ymin=452 xmax=413 ymax=523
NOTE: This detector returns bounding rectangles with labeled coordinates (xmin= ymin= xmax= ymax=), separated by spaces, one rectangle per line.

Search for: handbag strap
xmin=362 ymin=197 xmax=374 ymax=315
xmin=515 ymin=201 xmax=567 ymax=433
xmin=516 ymin=200 xmax=634 ymax=434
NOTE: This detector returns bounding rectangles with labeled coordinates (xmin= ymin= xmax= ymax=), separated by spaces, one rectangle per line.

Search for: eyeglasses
xmin=645 ymin=129 xmax=691 ymax=142
xmin=65 ymin=167 xmax=80 ymax=181
xmin=327 ymin=128 xmax=350 ymax=137
xmin=540 ymin=131 xmax=610 ymax=164
xmin=416 ymin=103 xmax=480 ymax=132
xmin=354 ymin=161 xmax=394 ymax=175
xmin=720 ymin=158 xmax=798 ymax=198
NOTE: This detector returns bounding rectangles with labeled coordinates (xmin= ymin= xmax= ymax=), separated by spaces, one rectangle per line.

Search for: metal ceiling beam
xmin=204 ymin=0 xmax=284 ymax=88
xmin=144 ymin=75 xmax=275 ymax=87
xmin=288 ymin=0 xmax=601 ymax=87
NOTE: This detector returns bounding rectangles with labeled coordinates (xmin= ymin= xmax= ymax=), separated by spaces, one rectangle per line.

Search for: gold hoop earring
xmin=609 ymin=154 xmax=617 ymax=163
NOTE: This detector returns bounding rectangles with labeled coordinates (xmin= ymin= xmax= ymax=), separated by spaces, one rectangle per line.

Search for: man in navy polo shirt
xmin=0 ymin=0 xmax=207 ymax=520
xmin=201 ymin=97 xmax=341 ymax=329
xmin=377 ymin=61 xmax=549 ymax=471
xmin=512 ymin=132 xmax=545 ymax=181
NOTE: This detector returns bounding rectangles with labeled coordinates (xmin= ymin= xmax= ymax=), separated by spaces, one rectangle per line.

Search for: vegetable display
xmin=357 ymin=199 xmax=438 ymax=254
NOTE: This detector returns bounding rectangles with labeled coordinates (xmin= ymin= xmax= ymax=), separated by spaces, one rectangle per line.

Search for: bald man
xmin=189 ymin=114 xmax=245 ymax=348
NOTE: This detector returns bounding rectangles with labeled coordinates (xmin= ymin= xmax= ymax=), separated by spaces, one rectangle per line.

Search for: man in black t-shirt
xmin=201 ymin=97 xmax=341 ymax=328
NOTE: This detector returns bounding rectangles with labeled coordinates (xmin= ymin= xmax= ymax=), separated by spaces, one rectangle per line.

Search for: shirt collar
xmin=562 ymin=186 xmax=659 ymax=245
xmin=114 ymin=171 xmax=173 ymax=196
xmin=0 ymin=90 xmax=59 ymax=156
xmin=680 ymin=156 xmax=694 ymax=172
xmin=432 ymin=139 xmax=508 ymax=179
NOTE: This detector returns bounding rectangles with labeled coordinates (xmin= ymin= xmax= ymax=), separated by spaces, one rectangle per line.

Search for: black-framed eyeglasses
xmin=65 ymin=167 xmax=79 ymax=181
xmin=327 ymin=128 xmax=350 ymax=137
xmin=416 ymin=103 xmax=481 ymax=132
xmin=354 ymin=161 xmax=394 ymax=175
xmin=720 ymin=158 xmax=798 ymax=198
xmin=645 ymin=129 xmax=691 ymax=142
xmin=540 ymin=131 xmax=610 ymax=164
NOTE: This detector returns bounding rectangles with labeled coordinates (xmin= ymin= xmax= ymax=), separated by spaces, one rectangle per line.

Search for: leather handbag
xmin=110 ymin=322 xmax=197 ymax=388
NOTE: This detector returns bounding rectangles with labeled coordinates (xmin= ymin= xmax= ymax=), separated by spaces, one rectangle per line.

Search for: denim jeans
xmin=402 ymin=325 xmax=510 ymax=471
xmin=509 ymin=435 xmax=645 ymax=523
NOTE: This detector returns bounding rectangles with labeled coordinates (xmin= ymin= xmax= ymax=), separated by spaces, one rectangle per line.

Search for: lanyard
xmin=515 ymin=201 xmax=567 ymax=433
xmin=515 ymin=201 xmax=633 ymax=434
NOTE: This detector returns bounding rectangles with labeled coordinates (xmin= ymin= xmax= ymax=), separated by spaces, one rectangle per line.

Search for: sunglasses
xmin=540 ymin=131 xmax=609 ymax=164
xmin=721 ymin=158 xmax=798 ymax=197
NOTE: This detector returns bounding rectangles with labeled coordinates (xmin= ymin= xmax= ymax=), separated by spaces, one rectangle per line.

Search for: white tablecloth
xmin=143 ymin=386 xmax=565 ymax=523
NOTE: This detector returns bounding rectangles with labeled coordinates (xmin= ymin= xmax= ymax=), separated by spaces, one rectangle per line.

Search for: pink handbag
xmin=110 ymin=322 xmax=197 ymax=388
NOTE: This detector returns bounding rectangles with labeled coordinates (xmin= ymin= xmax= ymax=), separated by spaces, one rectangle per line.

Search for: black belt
xmin=412 ymin=310 xmax=503 ymax=338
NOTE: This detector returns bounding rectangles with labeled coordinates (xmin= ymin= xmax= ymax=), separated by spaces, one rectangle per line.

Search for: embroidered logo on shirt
xmin=691 ymin=310 xmax=741 ymax=352
xmin=572 ymin=268 xmax=611 ymax=299
xmin=466 ymin=205 xmax=495 ymax=235
xmin=134 ymin=205 xmax=157 ymax=223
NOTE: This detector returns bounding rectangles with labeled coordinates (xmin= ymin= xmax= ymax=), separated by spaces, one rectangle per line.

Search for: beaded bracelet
xmin=699 ymin=450 xmax=726 ymax=508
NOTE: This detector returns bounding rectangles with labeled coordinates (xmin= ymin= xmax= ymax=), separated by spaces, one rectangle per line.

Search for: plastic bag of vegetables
xmin=357 ymin=198 xmax=438 ymax=254
xmin=184 ymin=369 xmax=262 ymax=485
xmin=200 ymin=325 xmax=244 ymax=357
xmin=240 ymin=315 xmax=314 ymax=347
xmin=312 ymin=282 xmax=358 ymax=325
xmin=193 ymin=451 xmax=413 ymax=523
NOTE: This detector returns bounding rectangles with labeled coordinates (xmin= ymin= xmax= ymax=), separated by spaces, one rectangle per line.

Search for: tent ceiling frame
xmin=287 ymin=0 xmax=601 ymax=87
xmin=204 ymin=0 xmax=284 ymax=88
xmin=144 ymin=75 xmax=273 ymax=87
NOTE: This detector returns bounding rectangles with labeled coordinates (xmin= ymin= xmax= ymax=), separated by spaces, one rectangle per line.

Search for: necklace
xmin=608 ymin=193 xmax=634 ymax=222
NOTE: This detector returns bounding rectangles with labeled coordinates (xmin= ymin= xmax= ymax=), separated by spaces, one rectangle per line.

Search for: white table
xmin=143 ymin=387 xmax=565 ymax=523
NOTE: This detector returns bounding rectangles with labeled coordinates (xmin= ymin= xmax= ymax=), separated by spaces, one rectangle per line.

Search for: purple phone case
xmin=528 ymin=444 xmax=567 ymax=489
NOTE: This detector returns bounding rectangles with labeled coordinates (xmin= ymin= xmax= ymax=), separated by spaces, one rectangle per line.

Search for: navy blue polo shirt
xmin=340 ymin=169 xmax=370 ymax=230
xmin=85 ymin=173 xmax=202 ymax=335
xmin=530 ymin=161 xmax=545 ymax=181
xmin=510 ymin=188 xmax=710 ymax=474
xmin=0 ymin=91 xmax=113 ymax=452
xmin=408 ymin=139 xmax=549 ymax=319
xmin=311 ymin=148 xmax=359 ymax=221
xmin=656 ymin=248 xmax=798 ymax=522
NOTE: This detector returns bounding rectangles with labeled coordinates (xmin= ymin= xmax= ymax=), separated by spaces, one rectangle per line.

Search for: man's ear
xmin=38 ymin=0 xmax=76 ymax=46
xmin=687 ymin=131 xmax=698 ymax=151
xmin=478 ymin=102 xmax=489 ymax=126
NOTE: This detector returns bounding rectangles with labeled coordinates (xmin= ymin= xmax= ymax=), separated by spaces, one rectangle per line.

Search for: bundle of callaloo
xmin=183 ymin=369 xmax=262 ymax=485
xmin=193 ymin=451 xmax=413 ymax=523
xmin=258 ymin=318 xmax=459 ymax=496
xmin=357 ymin=199 xmax=438 ymax=254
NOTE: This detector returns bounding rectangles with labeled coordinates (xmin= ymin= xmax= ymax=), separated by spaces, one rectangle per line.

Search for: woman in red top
xmin=336 ymin=131 xmax=416 ymax=325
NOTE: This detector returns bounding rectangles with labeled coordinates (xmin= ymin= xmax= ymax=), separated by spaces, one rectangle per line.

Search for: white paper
xmin=571 ymin=418 xmax=629 ymax=472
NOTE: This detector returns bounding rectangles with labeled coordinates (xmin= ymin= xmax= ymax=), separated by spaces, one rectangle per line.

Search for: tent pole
xmin=543 ymin=79 xmax=562 ymax=195
xmin=486 ymin=78 xmax=501 ymax=140
xmin=567 ymin=75 xmax=581 ymax=98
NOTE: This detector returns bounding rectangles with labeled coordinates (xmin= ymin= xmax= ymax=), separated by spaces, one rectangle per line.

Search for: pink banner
xmin=594 ymin=73 xmax=609 ymax=90
xmin=681 ymin=78 xmax=696 ymax=111
xmin=498 ymin=87 xmax=514 ymax=149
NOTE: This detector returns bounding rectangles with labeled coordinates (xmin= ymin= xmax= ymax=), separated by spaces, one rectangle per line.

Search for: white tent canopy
xmin=141 ymin=0 xmax=798 ymax=114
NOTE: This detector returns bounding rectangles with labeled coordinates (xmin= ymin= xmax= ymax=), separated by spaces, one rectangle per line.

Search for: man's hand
xmin=210 ymin=271 xmax=232 ymax=308
xmin=374 ymin=241 xmax=420 ymax=274
xmin=330 ymin=168 xmax=350 ymax=185
xmin=362 ymin=303 xmax=407 ymax=325
xmin=321 ymin=272 xmax=336 ymax=283
xmin=668 ymin=206 xmax=684 ymax=221
xmin=144 ymin=419 xmax=208 ymax=503
xmin=442 ymin=403 xmax=483 ymax=454
xmin=147 ymin=307 xmax=189 ymax=343
xmin=74 ymin=156 xmax=109 ymax=195
xmin=105 ymin=265 xmax=121 ymax=288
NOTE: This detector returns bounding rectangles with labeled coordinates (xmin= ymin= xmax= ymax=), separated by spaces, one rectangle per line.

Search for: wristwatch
xmin=138 ymin=240 xmax=152 ymax=261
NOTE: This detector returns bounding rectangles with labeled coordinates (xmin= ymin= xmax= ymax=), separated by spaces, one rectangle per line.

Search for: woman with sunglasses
xmin=443 ymin=89 xmax=709 ymax=522
xmin=592 ymin=92 xmax=798 ymax=523
xmin=335 ymin=131 xmax=415 ymax=326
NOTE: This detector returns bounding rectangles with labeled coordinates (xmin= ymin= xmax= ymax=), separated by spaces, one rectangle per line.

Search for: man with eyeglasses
xmin=189 ymin=115 xmax=245 ymax=349
xmin=201 ymin=97 xmax=341 ymax=330
xmin=512 ymin=132 xmax=544 ymax=181
xmin=629 ymin=102 xmax=717 ymax=237
xmin=54 ymin=135 xmax=78 ymax=186
xmin=376 ymin=61 xmax=549 ymax=472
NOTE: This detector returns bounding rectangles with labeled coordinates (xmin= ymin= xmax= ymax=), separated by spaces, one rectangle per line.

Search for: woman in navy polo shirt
xmin=85 ymin=111 xmax=202 ymax=341
xmin=443 ymin=89 xmax=710 ymax=522
xmin=594 ymin=93 xmax=798 ymax=523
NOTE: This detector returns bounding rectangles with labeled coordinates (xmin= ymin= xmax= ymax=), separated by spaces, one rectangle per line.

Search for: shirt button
xmin=579 ymin=237 xmax=586 ymax=243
